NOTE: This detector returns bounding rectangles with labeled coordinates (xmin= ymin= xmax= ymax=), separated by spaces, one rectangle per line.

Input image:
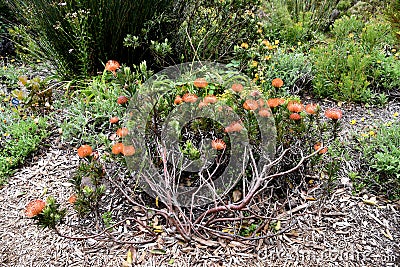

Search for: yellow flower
xmin=297 ymin=41 xmax=301 ymax=46
xmin=252 ymin=61 xmax=258 ymax=67
xmin=241 ymin=42 xmax=249 ymax=49
xmin=257 ymin=28 xmax=262 ymax=34
xmin=274 ymin=40 xmax=279 ymax=45
xmin=369 ymin=130 xmax=376 ymax=136
xmin=262 ymin=40 xmax=270 ymax=46
xmin=394 ymin=112 xmax=399 ymax=118
xmin=361 ymin=117 xmax=365 ymax=122
xmin=350 ymin=119 xmax=357 ymax=125
xmin=265 ymin=55 xmax=271 ymax=60
xmin=348 ymin=33 xmax=354 ymax=38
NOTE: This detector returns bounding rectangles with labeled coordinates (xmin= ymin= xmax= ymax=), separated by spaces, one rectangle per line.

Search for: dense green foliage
xmin=352 ymin=122 xmax=400 ymax=199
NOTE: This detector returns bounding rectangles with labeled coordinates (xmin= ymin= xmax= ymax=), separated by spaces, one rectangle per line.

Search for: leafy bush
xmin=260 ymin=0 xmax=339 ymax=45
xmin=232 ymin=39 xmax=312 ymax=96
xmin=386 ymin=0 xmax=400 ymax=44
xmin=311 ymin=15 xmax=400 ymax=102
xmin=353 ymin=122 xmax=400 ymax=199
xmin=0 ymin=116 xmax=48 ymax=183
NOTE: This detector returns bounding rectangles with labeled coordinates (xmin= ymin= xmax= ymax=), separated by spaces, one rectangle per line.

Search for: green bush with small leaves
xmin=311 ymin=15 xmax=400 ymax=103
xmin=353 ymin=122 xmax=400 ymax=200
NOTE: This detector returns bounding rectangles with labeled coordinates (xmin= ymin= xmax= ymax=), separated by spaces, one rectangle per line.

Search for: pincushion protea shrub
xmin=25 ymin=196 xmax=66 ymax=229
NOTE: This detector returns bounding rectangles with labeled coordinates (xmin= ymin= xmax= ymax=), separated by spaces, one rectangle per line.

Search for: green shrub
xmin=386 ymin=0 xmax=400 ymax=44
xmin=311 ymin=15 xmax=400 ymax=102
xmin=353 ymin=122 xmax=400 ymax=200
xmin=260 ymin=0 xmax=339 ymax=45
xmin=232 ymin=39 xmax=312 ymax=96
xmin=0 ymin=116 xmax=48 ymax=184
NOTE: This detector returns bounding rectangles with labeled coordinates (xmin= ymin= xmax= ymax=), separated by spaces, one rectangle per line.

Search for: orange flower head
xmin=77 ymin=145 xmax=93 ymax=158
xmin=112 ymin=142 xmax=124 ymax=155
xmin=68 ymin=194 xmax=77 ymax=204
xmin=267 ymin=98 xmax=285 ymax=108
xmin=231 ymin=83 xmax=244 ymax=93
xmin=243 ymin=99 xmax=258 ymax=111
xmin=117 ymin=96 xmax=129 ymax=105
xmin=204 ymin=95 xmax=217 ymax=104
xmin=289 ymin=113 xmax=302 ymax=121
xmin=325 ymin=108 xmax=343 ymax=120
xmin=211 ymin=139 xmax=226 ymax=150
xmin=193 ymin=78 xmax=208 ymax=88
xmin=258 ymin=108 xmax=271 ymax=117
xmin=314 ymin=142 xmax=328 ymax=154
xmin=116 ymin=127 xmax=129 ymax=137
xmin=110 ymin=117 xmax=119 ymax=124
xmin=271 ymin=78 xmax=284 ymax=88
xmin=287 ymin=100 xmax=303 ymax=113
xmin=25 ymin=199 xmax=46 ymax=218
xmin=122 ymin=145 xmax=136 ymax=156
xmin=225 ymin=121 xmax=243 ymax=133
xmin=182 ymin=93 xmax=198 ymax=103
xmin=174 ymin=95 xmax=183 ymax=105
xmin=305 ymin=103 xmax=318 ymax=115
xmin=105 ymin=60 xmax=120 ymax=75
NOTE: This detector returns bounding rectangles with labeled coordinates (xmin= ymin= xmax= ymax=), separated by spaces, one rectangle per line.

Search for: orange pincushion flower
xmin=174 ymin=95 xmax=183 ymax=105
xmin=77 ymin=145 xmax=93 ymax=158
xmin=325 ymin=108 xmax=343 ymax=120
xmin=204 ymin=95 xmax=217 ymax=104
xmin=305 ymin=103 xmax=318 ymax=115
xmin=267 ymin=98 xmax=285 ymax=108
xmin=25 ymin=199 xmax=46 ymax=218
xmin=287 ymin=100 xmax=303 ymax=113
xmin=68 ymin=194 xmax=77 ymax=204
xmin=112 ymin=142 xmax=124 ymax=154
xmin=105 ymin=60 xmax=120 ymax=75
xmin=182 ymin=93 xmax=198 ymax=103
xmin=211 ymin=139 xmax=226 ymax=150
xmin=110 ymin=117 xmax=119 ymax=124
xmin=116 ymin=127 xmax=129 ymax=137
xmin=231 ymin=83 xmax=244 ymax=93
xmin=117 ymin=96 xmax=129 ymax=105
xmin=289 ymin=113 xmax=301 ymax=121
xmin=258 ymin=108 xmax=271 ymax=117
xmin=225 ymin=121 xmax=243 ymax=133
xmin=243 ymin=99 xmax=258 ymax=111
xmin=314 ymin=142 xmax=328 ymax=154
xmin=271 ymin=78 xmax=284 ymax=88
xmin=193 ymin=78 xmax=208 ymax=88
xmin=122 ymin=145 xmax=136 ymax=156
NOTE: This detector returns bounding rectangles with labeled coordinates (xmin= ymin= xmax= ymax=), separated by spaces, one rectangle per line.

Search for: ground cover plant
xmin=0 ymin=0 xmax=399 ymax=264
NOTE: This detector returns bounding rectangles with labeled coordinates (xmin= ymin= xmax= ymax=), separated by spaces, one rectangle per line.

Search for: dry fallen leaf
xmin=232 ymin=190 xmax=242 ymax=202
xmin=363 ymin=199 xmax=377 ymax=206
xmin=150 ymin=249 xmax=166 ymax=255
